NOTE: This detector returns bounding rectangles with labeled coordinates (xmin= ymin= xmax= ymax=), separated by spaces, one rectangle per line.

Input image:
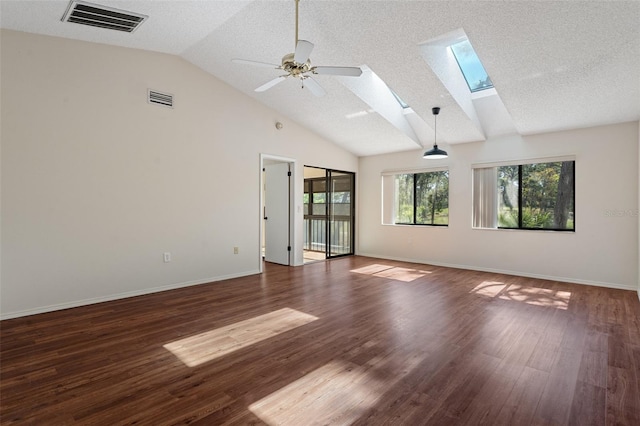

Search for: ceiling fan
xmin=232 ymin=0 xmax=362 ymax=97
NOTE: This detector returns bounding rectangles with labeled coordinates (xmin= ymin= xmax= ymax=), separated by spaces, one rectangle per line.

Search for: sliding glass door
xmin=303 ymin=167 xmax=355 ymax=259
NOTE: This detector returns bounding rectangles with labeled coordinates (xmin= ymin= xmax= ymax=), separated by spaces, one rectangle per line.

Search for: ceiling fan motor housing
xmin=282 ymin=53 xmax=311 ymax=77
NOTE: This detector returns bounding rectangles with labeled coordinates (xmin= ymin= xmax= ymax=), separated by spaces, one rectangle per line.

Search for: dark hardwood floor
xmin=1 ymin=256 xmax=639 ymax=425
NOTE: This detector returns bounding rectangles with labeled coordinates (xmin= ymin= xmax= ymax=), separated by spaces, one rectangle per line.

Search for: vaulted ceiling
xmin=2 ymin=0 xmax=639 ymax=156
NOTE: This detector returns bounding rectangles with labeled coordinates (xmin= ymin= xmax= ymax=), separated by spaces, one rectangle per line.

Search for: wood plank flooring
xmin=1 ymin=256 xmax=639 ymax=425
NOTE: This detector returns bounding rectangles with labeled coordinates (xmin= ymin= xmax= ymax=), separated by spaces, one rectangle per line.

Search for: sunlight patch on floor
xmin=350 ymin=264 xmax=432 ymax=282
xmin=471 ymin=281 xmax=571 ymax=309
xmin=249 ymin=360 xmax=386 ymax=425
xmin=499 ymin=284 xmax=571 ymax=310
xmin=163 ymin=308 xmax=318 ymax=367
xmin=470 ymin=280 xmax=507 ymax=297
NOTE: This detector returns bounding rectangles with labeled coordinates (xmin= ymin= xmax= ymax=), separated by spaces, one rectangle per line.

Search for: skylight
xmin=450 ymin=39 xmax=493 ymax=92
xmin=390 ymin=89 xmax=409 ymax=109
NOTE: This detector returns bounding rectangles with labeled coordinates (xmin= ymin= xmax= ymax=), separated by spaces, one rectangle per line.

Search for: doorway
xmin=303 ymin=166 xmax=355 ymax=263
xmin=261 ymin=156 xmax=295 ymax=270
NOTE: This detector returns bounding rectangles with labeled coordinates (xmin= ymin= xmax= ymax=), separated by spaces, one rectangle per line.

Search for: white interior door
xmin=264 ymin=162 xmax=290 ymax=265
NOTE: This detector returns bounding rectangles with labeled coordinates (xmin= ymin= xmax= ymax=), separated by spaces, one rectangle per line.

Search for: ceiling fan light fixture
xmin=423 ymin=107 xmax=448 ymax=159
xmin=231 ymin=0 xmax=361 ymax=96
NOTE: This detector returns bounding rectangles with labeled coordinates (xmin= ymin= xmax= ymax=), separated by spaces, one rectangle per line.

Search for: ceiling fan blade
xmin=302 ymin=77 xmax=326 ymax=97
xmin=255 ymin=76 xmax=287 ymax=92
xmin=293 ymin=40 xmax=314 ymax=64
xmin=313 ymin=66 xmax=363 ymax=77
xmin=232 ymin=58 xmax=280 ymax=69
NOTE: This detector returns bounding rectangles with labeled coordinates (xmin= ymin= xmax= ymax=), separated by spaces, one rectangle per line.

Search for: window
xmin=390 ymin=88 xmax=409 ymax=109
xmin=474 ymin=160 xmax=575 ymax=231
xmin=450 ymin=39 xmax=494 ymax=93
xmin=390 ymin=170 xmax=449 ymax=226
xmin=304 ymin=178 xmax=327 ymax=216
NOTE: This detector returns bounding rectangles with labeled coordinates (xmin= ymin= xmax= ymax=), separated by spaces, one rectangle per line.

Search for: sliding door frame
xmin=303 ymin=166 xmax=355 ymax=259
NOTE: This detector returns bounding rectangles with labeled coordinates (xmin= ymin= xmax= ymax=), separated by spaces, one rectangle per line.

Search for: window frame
xmin=497 ymin=161 xmax=575 ymax=232
xmin=393 ymin=170 xmax=449 ymax=227
xmin=496 ymin=160 xmax=576 ymax=232
xmin=449 ymin=39 xmax=494 ymax=93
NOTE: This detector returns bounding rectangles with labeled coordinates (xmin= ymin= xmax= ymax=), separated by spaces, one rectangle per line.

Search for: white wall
xmin=0 ymin=30 xmax=357 ymax=319
xmin=359 ymin=122 xmax=639 ymax=290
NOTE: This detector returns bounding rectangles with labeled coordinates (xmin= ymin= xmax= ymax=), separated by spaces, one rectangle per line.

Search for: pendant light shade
xmin=423 ymin=107 xmax=448 ymax=159
xmin=422 ymin=146 xmax=448 ymax=159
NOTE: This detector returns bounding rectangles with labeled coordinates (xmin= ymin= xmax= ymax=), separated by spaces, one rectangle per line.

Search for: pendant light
xmin=423 ymin=107 xmax=448 ymax=159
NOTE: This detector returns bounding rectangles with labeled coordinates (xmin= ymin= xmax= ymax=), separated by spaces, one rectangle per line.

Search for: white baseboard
xmin=357 ymin=252 xmax=638 ymax=292
xmin=0 ymin=269 xmax=261 ymax=321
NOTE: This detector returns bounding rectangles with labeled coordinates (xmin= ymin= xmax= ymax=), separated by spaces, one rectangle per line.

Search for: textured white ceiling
xmin=2 ymin=0 xmax=639 ymax=157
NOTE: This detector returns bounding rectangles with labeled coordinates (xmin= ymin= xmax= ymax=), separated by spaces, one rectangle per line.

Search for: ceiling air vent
xmin=61 ymin=1 xmax=148 ymax=33
xmin=148 ymin=90 xmax=174 ymax=108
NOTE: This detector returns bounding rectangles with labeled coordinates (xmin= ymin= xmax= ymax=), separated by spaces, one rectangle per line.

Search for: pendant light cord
xmin=434 ymin=112 xmax=437 ymax=147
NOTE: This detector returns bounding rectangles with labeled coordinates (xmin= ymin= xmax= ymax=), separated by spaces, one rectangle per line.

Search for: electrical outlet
xmin=163 ymin=252 xmax=171 ymax=262
xmin=233 ymin=247 xmax=239 ymax=255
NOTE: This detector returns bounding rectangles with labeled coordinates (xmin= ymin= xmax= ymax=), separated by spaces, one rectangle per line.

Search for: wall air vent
xmin=61 ymin=1 xmax=148 ymax=33
xmin=148 ymin=90 xmax=174 ymax=108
